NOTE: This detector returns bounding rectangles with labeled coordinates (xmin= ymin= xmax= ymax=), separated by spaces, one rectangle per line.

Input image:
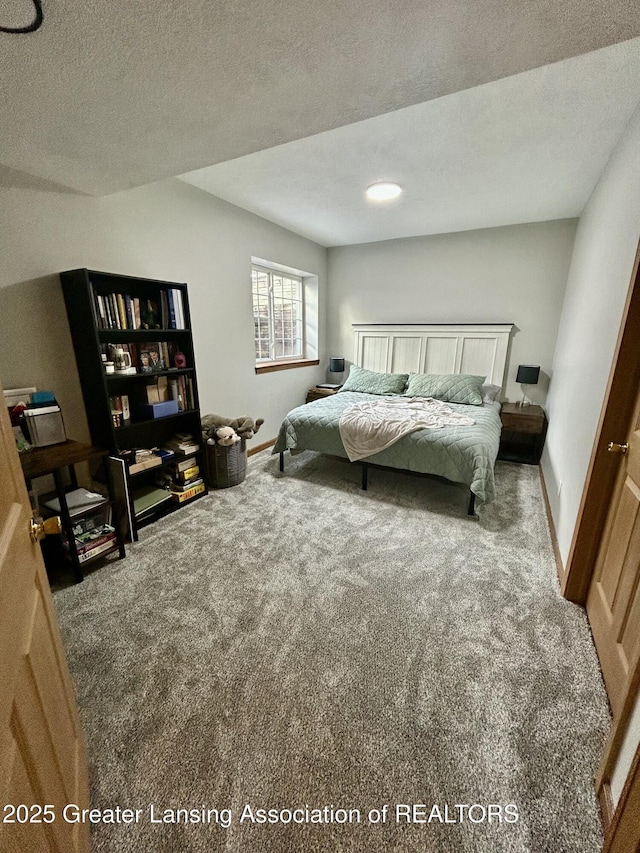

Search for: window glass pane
xmin=252 ymin=266 xmax=304 ymax=361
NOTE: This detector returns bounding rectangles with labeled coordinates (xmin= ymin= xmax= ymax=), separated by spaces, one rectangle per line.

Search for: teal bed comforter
xmin=272 ymin=391 xmax=502 ymax=503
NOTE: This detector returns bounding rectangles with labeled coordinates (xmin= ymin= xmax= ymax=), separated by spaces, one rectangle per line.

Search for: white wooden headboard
xmin=353 ymin=324 xmax=514 ymax=388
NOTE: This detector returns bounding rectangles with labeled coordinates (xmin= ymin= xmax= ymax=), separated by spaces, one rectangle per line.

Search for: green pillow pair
xmin=339 ymin=365 xmax=485 ymax=405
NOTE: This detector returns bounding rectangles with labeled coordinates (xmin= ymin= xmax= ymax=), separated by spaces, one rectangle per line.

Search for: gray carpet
xmin=53 ymin=450 xmax=610 ymax=853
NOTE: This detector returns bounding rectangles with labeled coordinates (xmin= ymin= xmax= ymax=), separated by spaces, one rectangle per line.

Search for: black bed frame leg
xmin=467 ymin=491 xmax=476 ymax=516
xmin=361 ymin=461 xmax=368 ymax=491
xmin=279 ymin=451 xmax=284 ymax=472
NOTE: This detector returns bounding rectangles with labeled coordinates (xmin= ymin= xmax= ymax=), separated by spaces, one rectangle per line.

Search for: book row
xmin=93 ymin=289 xmax=185 ymax=331
xmin=119 ymin=434 xmax=201 ymax=475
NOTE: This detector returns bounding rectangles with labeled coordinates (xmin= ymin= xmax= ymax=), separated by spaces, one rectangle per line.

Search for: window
xmin=252 ymin=265 xmax=304 ymax=363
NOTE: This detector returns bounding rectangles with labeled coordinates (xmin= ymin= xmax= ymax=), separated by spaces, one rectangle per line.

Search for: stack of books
xmin=51 ymin=501 xmax=117 ymax=564
xmin=163 ymin=433 xmax=200 ymax=456
xmin=63 ymin=520 xmax=117 ymax=564
xmin=169 ymin=457 xmax=205 ymax=503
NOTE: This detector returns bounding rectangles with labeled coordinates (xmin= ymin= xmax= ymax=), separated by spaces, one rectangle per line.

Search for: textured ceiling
xmin=181 ymin=39 xmax=640 ymax=245
xmin=2 ymin=0 xmax=640 ymax=198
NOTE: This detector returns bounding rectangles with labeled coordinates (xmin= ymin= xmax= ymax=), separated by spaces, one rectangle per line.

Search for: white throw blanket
xmin=338 ymin=396 xmax=475 ymax=462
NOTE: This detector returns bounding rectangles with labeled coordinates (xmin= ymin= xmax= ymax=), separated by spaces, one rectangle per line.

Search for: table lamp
xmin=329 ymin=357 xmax=345 ymax=384
xmin=516 ymin=364 xmax=540 ymax=407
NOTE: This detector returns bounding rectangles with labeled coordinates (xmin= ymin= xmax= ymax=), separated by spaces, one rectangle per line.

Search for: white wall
xmin=541 ymin=105 xmax=640 ymax=563
xmin=540 ymin=106 xmax=640 ymax=812
xmin=326 ymin=220 xmax=577 ymax=404
xmin=0 ymin=178 xmax=327 ymax=446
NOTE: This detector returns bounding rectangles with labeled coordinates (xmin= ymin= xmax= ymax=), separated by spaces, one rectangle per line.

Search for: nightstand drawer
xmin=501 ymin=412 xmax=545 ymax=434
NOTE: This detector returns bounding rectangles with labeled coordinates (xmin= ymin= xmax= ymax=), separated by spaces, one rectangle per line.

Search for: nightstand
xmin=498 ymin=403 xmax=548 ymax=464
xmin=306 ymin=386 xmax=341 ymax=404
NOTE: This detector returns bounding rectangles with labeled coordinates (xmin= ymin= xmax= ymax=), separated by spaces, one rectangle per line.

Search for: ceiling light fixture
xmin=366 ymin=182 xmax=403 ymax=201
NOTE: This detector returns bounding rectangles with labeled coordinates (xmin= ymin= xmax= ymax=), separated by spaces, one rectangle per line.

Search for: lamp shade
xmin=329 ymin=357 xmax=345 ymax=373
xmin=516 ymin=364 xmax=540 ymax=385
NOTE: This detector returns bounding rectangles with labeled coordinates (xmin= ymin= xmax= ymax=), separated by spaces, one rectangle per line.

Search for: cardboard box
xmin=145 ymin=376 xmax=169 ymax=404
xmin=140 ymin=400 xmax=179 ymax=419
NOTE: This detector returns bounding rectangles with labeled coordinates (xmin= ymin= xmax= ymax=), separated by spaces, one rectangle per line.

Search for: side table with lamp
xmin=499 ymin=364 xmax=548 ymax=464
xmin=306 ymin=356 xmax=345 ymax=403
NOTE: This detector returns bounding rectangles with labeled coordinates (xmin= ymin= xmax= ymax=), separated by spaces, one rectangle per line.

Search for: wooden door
xmin=0 ymin=382 xmax=90 ymax=852
xmin=586 ymin=382 xmax=640 ymax=719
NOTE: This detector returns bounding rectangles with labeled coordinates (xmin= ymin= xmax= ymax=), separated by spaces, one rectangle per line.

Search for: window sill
xmin=255 ymin=358 xmax=320 ymax=375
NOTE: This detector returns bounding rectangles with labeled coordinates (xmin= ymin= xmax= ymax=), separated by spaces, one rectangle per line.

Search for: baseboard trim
xmin=248 ymin=438 xmax=276 ymax=457
xmin=539 ymin=466 xmax=565 ymax=587
xmin=598 ymin=781 xmax=614 ymax=833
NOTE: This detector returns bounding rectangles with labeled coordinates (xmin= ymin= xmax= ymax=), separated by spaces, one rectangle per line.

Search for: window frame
xmin=252 ymin=264 xmax=312 ymax=369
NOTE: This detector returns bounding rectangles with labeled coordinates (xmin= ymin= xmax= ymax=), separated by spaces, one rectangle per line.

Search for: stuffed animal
xmin=202 ymin=414 xmax=264 ymax=442
xmin=214 ymin=426 xmax=241 ymax=446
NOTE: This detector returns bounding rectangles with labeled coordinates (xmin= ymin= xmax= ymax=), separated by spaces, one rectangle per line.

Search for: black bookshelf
xmin=60 ymin=268 xmax=207 ymax=540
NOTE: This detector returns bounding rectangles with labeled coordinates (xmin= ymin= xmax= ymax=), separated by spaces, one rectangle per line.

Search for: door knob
xmin=607 ymin=442 xmax=629 ymax=454
xmin=30 ymin=515 xmax=62 ymax=542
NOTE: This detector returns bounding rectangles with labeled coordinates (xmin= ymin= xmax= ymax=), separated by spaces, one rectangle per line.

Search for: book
xmin=109 ymin=395 xmax=131 ymax=426
xmin=64 ymin=525 xmax=116 ymax=556
xmin=129 ymin=455 xmax=162 ymax=475
xmin=173 ymin=289 xmax=185 ymax=329
xmin=71 ymin=507 xmax=111 ymax=537
xmin=125 ymin=294 xmax=134 ymax=328
xmin=76 ymin=533 xmax=116 ymax=557
xmin=156 ymin=448 xmax=175 ymax=463
xmin=110 ymin=293 xmax=120 ymax=328
xmin=176 ymin=464 xmax=199 ymax=482
xmin=161 ymin=341 xmax=171 ymax=370
xmin=117 ymin=293 xmax=127 ymax=329
xmin=75 ymin=537 xmax=117 ymax=563
xmin=96 ymin=294 xmax=106 ymax=328
xmin=133 ymin=486 xmax=172 ymax=516
xmin=170 ymin=481 xmax=205 ymax=503
xmin=174 ymin=454 xmax=198 ymax=472
xmin=170 ymin=443 xmax=199 ymax=456
xmin=160 ymin=290 xmax=169 ymax=329
xmin=177 ymin=375 xmax=186 ymax=410
xmin=104 ymin=294 xmax=115 ymax=328
xmin=164 ymin=434 xmax=199 ymax=454
xmin=171 ymin=475 xmax=202 ymax=492
xmin=42 ymin=488 xmax=107 ymax=517
xmin=167 ymin=288 xmax=176 ymax=329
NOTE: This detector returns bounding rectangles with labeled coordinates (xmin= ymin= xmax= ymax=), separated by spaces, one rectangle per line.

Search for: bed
xmin=273 ymin=323 xmax=513 ymax=514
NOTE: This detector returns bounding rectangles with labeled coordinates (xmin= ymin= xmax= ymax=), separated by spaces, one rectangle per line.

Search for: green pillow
xmin=403 ymin=373 xmax=485 ymax=405
xmin=338 ymin=365 xmax=408 ymax=395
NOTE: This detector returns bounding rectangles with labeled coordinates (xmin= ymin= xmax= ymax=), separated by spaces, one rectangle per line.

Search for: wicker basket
xmin=205 ymin=439 xmax=247 ymax=489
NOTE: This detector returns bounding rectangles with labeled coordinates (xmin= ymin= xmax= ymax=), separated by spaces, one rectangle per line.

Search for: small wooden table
xmin=19 ymin=440 xmax=125 ymax=582
xmin=306 ymin=386 xmax=341 ymax=404
xmin=498 ymin=403 xmax=548 ymax=464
